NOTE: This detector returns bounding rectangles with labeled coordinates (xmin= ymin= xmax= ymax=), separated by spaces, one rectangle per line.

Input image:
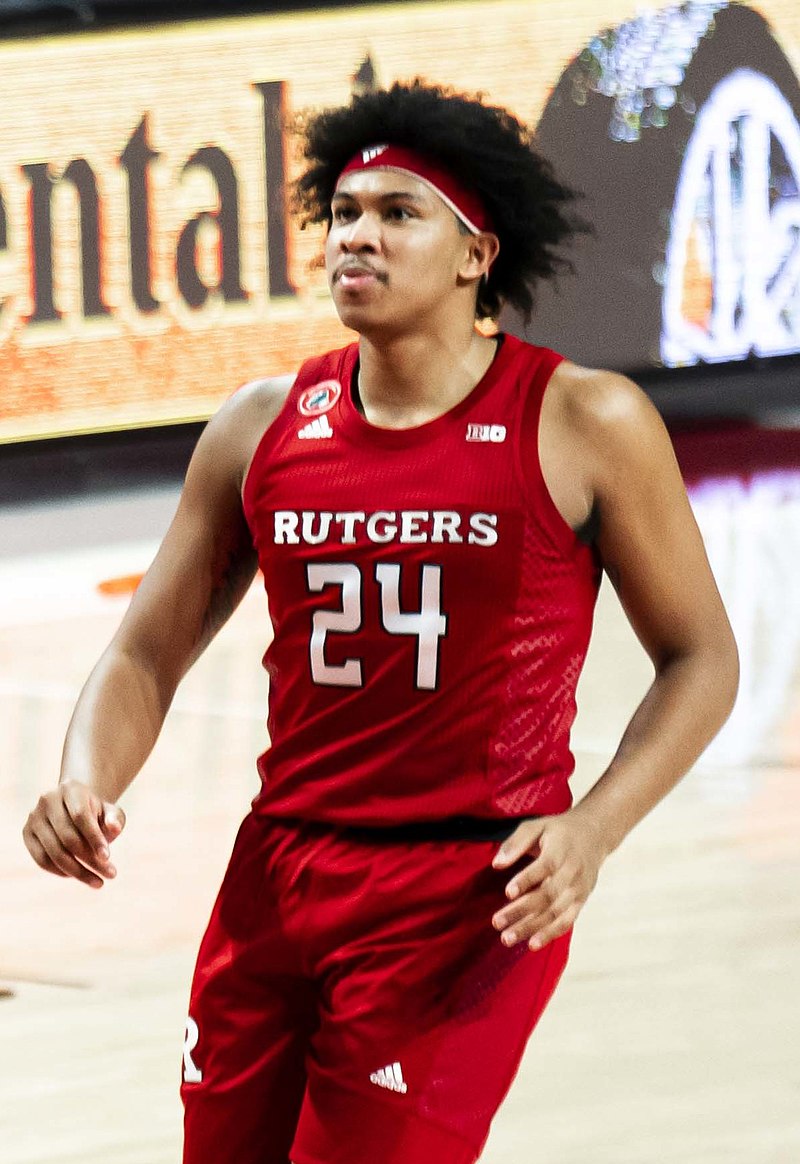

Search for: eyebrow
xmin=331 ymin=190 xmax=428 ymax=204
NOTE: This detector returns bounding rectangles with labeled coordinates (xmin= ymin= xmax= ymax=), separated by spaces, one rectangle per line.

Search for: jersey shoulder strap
xmin=504 ymin=335 xmax=582 ymax=555
xmin=501 ymin=333 xmax=565 ymax=418
xmin=293 ymin=343 xmax=359 ymax=393
xmin=242 ymin=342 xmax=358 ymax=515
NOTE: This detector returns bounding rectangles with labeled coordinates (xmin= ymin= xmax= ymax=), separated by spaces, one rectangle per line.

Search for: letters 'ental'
xmin=3 ymin=81 xmax=294 ymax=332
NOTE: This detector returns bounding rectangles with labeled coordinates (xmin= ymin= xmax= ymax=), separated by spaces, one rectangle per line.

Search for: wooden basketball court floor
xmin=1 ymin=468 xmax=798 ymax=1163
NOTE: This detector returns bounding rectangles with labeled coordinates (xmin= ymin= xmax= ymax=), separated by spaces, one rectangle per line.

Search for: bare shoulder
xmin=548 ymin=360 xmax=675 ymax=484
xmin=228 ymin=373 xmax=296 ymax=419
xmin=212 ymin=373 xmax=296 ymax=444
xmin=549 ymin=360 xmax=660 ymax=432
xmin=121 ymin=373 xmax=297 ymax=663
xmin=191 ymin=373 xmax=296 ymax=491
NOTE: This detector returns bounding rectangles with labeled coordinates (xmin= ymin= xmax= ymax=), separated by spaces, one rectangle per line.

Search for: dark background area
xmin=0 ymin=0 xmax=414 ymax=35
xmin=1 ymin=0 xmax=798 ymax=503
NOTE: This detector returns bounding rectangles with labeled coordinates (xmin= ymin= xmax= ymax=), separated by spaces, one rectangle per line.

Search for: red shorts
xmin=181 ymin=813 xmax=570 ymax=1164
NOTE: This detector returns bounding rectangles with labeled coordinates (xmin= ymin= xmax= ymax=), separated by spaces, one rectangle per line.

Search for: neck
xmin=356 ymin=325 xmax=498 ymax=429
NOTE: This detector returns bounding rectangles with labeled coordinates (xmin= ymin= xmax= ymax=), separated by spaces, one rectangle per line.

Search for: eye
xmin=385 ymin=205 xmax=414 ymax=222
xmin=331 ymin=205 xmax=357 ymax=224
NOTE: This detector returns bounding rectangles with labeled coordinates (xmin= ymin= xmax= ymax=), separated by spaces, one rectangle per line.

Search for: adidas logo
xmin=362 ymin=144 xmax=389 ymax=163
xmin=369 ymin=1061 xmax=408 ymax=1094
xmin=298 ymin=416 xmax=334 ymax=440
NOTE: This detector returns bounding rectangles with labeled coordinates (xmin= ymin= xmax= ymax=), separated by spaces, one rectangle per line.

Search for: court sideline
xmin=1 ymin=465 xmax=798 ymax=1163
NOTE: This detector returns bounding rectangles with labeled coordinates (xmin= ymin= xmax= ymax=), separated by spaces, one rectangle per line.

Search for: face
xmin=325 ymin=169 xmax=477 ymax=336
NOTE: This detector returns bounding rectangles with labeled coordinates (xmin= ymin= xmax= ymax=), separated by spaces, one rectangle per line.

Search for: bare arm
xmin=60 ymin=424 xmax=258 ymax=806
xmin=23 ymin=377 xmax=290 ymax=887
xmin=493 ymin=369 xmax=739 ymax=946
xmin=567 ymin=375 xmax=738 ymax=845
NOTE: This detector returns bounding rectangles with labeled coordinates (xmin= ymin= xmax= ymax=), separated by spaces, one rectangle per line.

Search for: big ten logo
xmin=0 ymin=81 xmax=299 ymax=346
xmin=466 ymin=423 xmax=507 ymax=443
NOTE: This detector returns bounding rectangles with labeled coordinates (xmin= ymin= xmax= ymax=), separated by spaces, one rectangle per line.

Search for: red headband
xmin=337 ymin=143 xmax=493 ymax=234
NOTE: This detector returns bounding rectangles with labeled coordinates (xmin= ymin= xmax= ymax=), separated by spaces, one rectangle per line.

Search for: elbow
xmin=718 ymin=626 xmax=740 ymax=723
xmin=657 ymin=618 xmax=740 ymax=729
xmin=692 ymin=621 xmax=740 ymax=731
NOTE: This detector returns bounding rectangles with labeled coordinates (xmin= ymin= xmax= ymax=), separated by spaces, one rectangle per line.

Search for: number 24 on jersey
xmin=306 ymin=562 xmax=447 ymax=691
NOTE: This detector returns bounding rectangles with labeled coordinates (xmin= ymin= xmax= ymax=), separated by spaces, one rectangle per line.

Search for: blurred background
xmin=0 ymin=1 xmax=798 ymax=1161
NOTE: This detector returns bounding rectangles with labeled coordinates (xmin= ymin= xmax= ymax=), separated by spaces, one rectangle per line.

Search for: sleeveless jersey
xmin=242 ymin=334 xmax=601 ymax=826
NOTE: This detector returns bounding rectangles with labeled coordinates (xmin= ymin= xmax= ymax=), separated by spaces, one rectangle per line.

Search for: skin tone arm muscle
xmin=60 ymin=421 xmax=258 ymax=801
xmin=23 ymin=380 xmax=287 ymax=888
xmin=492 ymin=370 xmax=739 ymax=948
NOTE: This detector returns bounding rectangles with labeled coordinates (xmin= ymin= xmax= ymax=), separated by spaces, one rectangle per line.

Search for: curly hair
xmin=293 ymin=80 xmax=589 ymax=321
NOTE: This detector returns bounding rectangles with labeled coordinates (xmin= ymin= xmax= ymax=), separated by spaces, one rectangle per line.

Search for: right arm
xmin=22 ymin=378 xmax=291 ymax=888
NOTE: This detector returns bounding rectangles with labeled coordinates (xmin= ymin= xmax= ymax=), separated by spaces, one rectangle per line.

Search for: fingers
xmin=502 ymin=846 xmax=559 ymax=901
xmin=62 ymin=782 xmax=115 ymax=856
xmin=62 ymin=784 xmax=121 ymax=879
xmin=100 ymin=802 xmax=126 ymax=843
xmin=23 ymin=832 xmax=68 ymax=879
xmin=526 ymin=901 xmax=580 ymax=950
xmin=23 ymin=783 xmax=122 ymax=888
xmin=491 ymin=815 xmax=601 ymax=951
xmin=492 ymin=882 xmax=577 ymax=949
xmin=492 ymin=818 xmax=546 ymax=869
xmin=24 ymin=815 xmax=105 ymax=888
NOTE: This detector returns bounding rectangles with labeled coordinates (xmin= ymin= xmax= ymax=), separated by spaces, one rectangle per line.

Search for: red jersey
xmin=242 ymin=334 xmax=600 ymax=826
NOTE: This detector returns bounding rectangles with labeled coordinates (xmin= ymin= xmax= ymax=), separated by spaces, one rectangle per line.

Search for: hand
xmin=491 ymin=810 xmax=607 ymax=950
xmin=23 ymin=780 xmax=126 ymax=890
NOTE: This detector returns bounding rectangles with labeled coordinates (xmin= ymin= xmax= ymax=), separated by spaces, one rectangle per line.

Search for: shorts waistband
xmin=268 ymin=815 xmax=536 ymax=844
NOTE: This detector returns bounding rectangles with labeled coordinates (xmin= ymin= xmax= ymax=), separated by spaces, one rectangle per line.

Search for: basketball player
xmin=23 ymin=82 xmax=738 ymax=1164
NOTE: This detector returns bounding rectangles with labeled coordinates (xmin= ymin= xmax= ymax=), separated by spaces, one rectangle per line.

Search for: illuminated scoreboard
xmin=519 ymin=2 xmax=800 ymax=372
xmin=0 ymin=0 xmax=798 ymax=441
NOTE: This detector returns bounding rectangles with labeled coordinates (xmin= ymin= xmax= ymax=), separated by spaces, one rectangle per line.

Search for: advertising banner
xmin=0 ymin=0 xmax=798 ymax=440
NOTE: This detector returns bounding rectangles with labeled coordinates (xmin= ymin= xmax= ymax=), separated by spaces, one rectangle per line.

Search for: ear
xmin=457 ymin=231 xmax=500 ymax=283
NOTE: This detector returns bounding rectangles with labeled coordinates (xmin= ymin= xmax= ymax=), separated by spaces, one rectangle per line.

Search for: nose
xmin=339 ymin=210 xmax=381 ymax=253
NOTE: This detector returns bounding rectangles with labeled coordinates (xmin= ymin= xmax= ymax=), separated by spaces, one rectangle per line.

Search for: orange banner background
xmin=0 ymin=1 xmax=798 ymax=441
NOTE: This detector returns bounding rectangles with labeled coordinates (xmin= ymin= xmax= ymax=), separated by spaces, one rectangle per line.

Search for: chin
xmin=334 ymin=301 xmax=394 ymax=335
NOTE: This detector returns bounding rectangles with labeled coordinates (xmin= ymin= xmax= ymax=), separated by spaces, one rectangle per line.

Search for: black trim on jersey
xmin=576 ymin=500 xmax=601 ymax=546
xmin=272 ymin=814 xmax=540 ymax=842
xmin=351 ymin=357 xmax=364 ymax=416
xmin=350 ymin=334 xmax=506 ymax=417
xmin=337 ymin=814 xmax=538 ymax=844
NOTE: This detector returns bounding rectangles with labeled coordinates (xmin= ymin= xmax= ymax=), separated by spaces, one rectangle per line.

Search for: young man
xmin=24 ymin=82 xmax=738 ymax=1164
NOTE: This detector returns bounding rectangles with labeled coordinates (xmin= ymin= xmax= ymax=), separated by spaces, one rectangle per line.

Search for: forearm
xmin=572 ymin=640 xmax=739 ymax=856
xmin=60 ymin=645 xmax=175 ymax=803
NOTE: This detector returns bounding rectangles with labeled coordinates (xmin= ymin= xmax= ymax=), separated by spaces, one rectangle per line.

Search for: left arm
xmin=492 ymin=371 xmax=739 ymax=950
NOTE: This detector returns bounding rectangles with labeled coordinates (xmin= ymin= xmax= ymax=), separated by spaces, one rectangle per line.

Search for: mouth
xmin=333 ymin=263 xmax=385 ymax=289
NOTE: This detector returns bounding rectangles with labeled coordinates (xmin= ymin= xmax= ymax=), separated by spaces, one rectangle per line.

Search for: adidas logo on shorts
xmin=298 ymin=415 xmax=334 ymax=439
xmin=369 ymin=1061 xmax=408 ymax=1094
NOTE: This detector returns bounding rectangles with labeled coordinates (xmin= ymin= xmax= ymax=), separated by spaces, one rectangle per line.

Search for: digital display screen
xmin=0 ymin=0 xmax=798 ymax=441
xmin=516 ymin=1 xmax=800 ymax=372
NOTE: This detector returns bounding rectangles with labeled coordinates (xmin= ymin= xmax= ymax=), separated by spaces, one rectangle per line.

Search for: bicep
xmin=111 ymin=417 xmax=257 ymax=690
xmin=590 ymin=386 xmax=730 ymax=667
